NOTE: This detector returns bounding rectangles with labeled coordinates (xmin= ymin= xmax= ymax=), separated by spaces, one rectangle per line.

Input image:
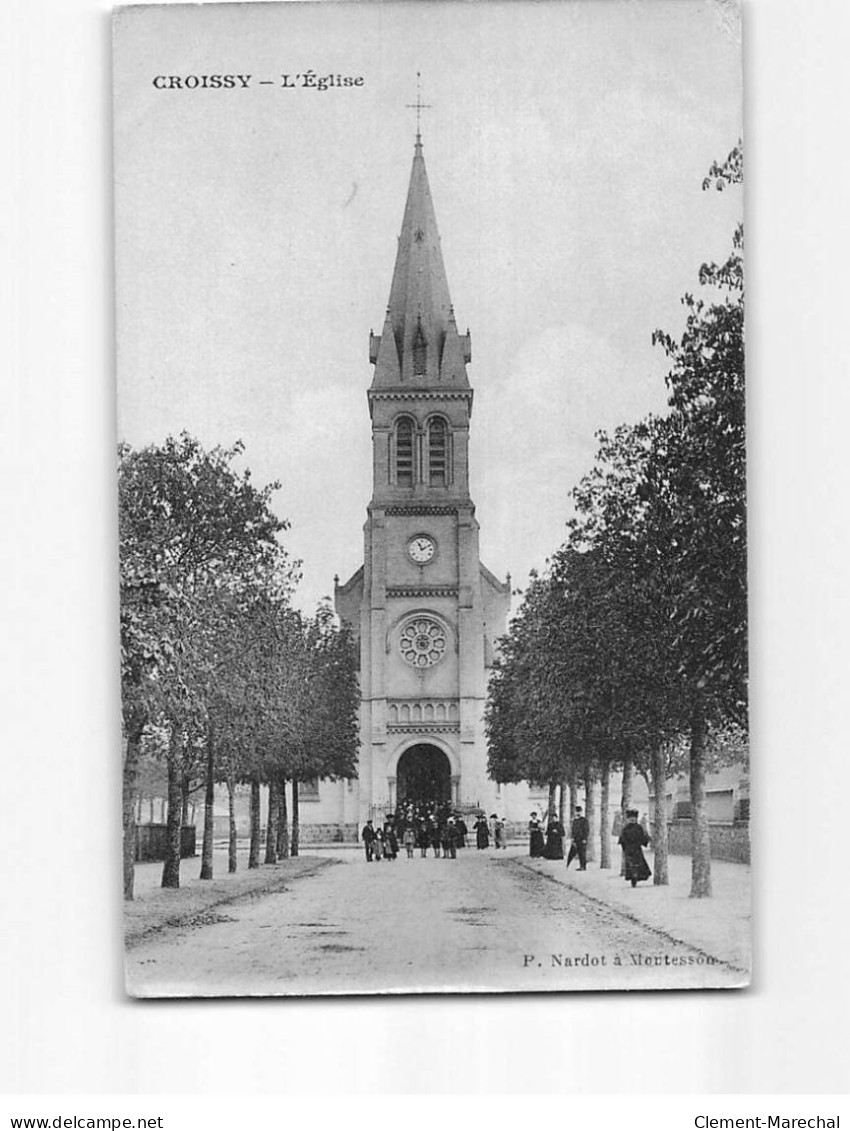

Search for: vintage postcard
xmin=114 ymin=0 xmax=748 ymax=997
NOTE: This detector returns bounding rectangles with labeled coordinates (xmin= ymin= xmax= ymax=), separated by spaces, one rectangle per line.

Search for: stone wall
xmin=666 ymin=819 xmax=750 ymax=864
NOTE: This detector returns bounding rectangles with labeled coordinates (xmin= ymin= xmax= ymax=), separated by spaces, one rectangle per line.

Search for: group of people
xmin=361 ymin=798 xmax=653 ymax=886
xmin=360 ymin=802 xmax=510 ymax=862
xmin=528 ymin=806 xmax=652 ymax=887
xmin=472 ymin=813 xmax=509 ymax=850
xmin=528 ymin=810 xmax=576 ymax=862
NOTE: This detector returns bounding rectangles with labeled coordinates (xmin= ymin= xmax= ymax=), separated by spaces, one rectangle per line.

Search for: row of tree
xmin=485 ymin=145 xmax=746 ymax=897
xmin=120 ymin=434 xmax=359 ymax=900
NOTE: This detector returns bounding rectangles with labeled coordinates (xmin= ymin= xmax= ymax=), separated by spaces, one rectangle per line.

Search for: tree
xmin=118 ymin=434 xmax=298 ymax=897
xmin=486 ymin=144 xmax=745 ymax=897
xmin=486 ymin=573 xmax=584 ymax=797
xmin=287 ymin=603 xmax=360 ymax=857
xmin=645 ymin=142 xmax=746 ymax=895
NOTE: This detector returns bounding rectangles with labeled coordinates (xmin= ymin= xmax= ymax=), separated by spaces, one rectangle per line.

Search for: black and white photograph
xmin=113 ymin=0 xmax=748 ymax=998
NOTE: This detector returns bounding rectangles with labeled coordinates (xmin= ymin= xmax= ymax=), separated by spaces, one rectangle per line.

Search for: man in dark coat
xmin=566 ymin=806 xmax=590 ymax=870
xmin=361 ymin=819 xmax=376 ymax=862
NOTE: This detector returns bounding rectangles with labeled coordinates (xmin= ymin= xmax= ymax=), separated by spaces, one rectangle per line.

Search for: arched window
xmin=396 ymin=417 xmax=414 ymax=486
xmin=428 ymin=417 xmax=447 ymax=486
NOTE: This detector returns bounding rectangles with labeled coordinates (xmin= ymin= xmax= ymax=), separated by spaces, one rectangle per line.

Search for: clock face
xmin=408 ymin=535 xmax=436 ymax=564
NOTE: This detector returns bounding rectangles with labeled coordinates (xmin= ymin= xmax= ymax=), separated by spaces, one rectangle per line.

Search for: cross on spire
xmin=405 ymin=72 xmax=432 ymax=143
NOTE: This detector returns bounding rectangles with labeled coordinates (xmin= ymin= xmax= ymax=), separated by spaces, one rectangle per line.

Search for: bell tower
xmin=335 ymin=131 xmax=510 ymax=823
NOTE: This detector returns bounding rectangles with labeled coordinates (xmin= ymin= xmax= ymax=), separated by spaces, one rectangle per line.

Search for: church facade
xmin=300 ymin=135 xmax=548 ymax=837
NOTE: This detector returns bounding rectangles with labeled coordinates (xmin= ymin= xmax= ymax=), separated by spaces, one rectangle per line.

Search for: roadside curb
xmin=124 ymin=857 xmax=335 ymax=949
xmin=508 ymin=856 xmax=749 ymax=977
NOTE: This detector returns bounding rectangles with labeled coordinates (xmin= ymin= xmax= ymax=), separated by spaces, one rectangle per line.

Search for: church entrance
xmin=396 ymin=744 xmax=452 ymax=808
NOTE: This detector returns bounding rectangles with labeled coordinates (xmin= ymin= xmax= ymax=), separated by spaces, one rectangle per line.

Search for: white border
xmin=3 ymin=0 xmax=850 ymax=1097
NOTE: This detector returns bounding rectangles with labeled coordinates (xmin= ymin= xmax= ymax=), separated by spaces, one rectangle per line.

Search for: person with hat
xmin=383 ymin=819 xmax=399 ymax=861
xmin=417 ymin=815 xmax=432 ymax=858
xmin=566 ymin=805 xmax=590 ymax=870
xmin=618 ymin=808 xmax=652 ymax=886
xmin=430 ymin=815 xmax=443 ymax=858
xmin=528 ymin=812 xmax=545 ymax=858
xmin=361 ymin=819 xmax=377 ymax=863
xmin=455 ymin=814 xmax=468 ymax=849
xmin=443 ymin=816 xmax=458 ymax=859
xmin=373 ymin=824 xmax=384 ymax=861
xmin=474 ymin=812 xmax=491 ymax=850
xmin=493 ymin=815 xmax=507 ymax=850
xmin=544 ymin=810 xmax=566 ymax=859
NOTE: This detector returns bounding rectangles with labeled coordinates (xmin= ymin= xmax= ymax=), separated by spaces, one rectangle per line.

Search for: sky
xmin=114 ymin=0 xmax=742 ymax=615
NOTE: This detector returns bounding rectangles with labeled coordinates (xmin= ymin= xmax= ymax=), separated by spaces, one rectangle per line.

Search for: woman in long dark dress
xmin=455 ymin=816 xmax=468 ymax=849
xmin=618 ymin=809 xmax=651 ymax=886
xmin=544 ymin=813 xmax=565 ymax=859
xmin=528 ymin=812 xmax=546 ymax=858
xmin=474 ymin=815 xmax=490 ymax=849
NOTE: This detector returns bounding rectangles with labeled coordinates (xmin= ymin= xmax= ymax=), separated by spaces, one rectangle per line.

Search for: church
xmin=300 ymin=131 xmax=548 ymax=839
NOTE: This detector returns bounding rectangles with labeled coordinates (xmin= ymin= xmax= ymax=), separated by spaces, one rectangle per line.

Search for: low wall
xmin=666 ymin=819 xmax=750 ymax=864
xmin=135 ymin=824 xmax=197 ymax=862
xmin=297 ymin=823 xmax=359 ymax=845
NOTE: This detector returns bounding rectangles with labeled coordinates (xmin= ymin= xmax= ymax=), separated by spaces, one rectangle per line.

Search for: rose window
xmin=399 ymin=617 xmax=447 ymax=669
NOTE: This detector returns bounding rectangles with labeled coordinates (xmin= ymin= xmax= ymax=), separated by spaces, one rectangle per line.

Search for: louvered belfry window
xmin=396 ymin=417 xmax=414 ymax=486
xmin=429 ymin=417 xmax=447 ymax=486
xmin=412 ymin=324 xmax=427 ymax=377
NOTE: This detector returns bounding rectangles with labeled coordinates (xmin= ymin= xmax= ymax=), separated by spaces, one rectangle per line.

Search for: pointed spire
xmin=373 ymin=307 xmax=400 ymax=382
xmin=439 ymin=305 xmax=471 ymax=384
xmin=370 ymin=137 xmax=470 ymax=391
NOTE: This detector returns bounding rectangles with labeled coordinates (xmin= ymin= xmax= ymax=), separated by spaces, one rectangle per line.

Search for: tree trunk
xmin=148 ymin=797 xmax=155 ymax=823
xmin=161 ymin=725 xmax=183 ymax=889
xmin=277 ymin=778 xmax=290 ymax=859
xmin=621 ymin=755 xmax=634 ymax=811
xmin=200 ymin=718 xmax=215 ymax=880
xmin=599 ymin=761 xmax=611 ymax=869
xmin=122 ymin=715 xmax=145 ymax=901
xmin=651 ymin=745 xmax=670 ymax=886
xmin=248 ymin=777 xmax=261 ymax=869
xmin=227 ymin=776 xmax=237 ymax=873
xmin=585 ymin=765 xmax=597 ymax=863
xmin=689 ymin=698 xmax=712 ymax=897
xmin=290 ymin=779 xmax=300 ymax=857
xmin=620 ymin=755 xmax=634 ymax=876
xmin=547 ymin=781 xmax=557 ymax=818
xmin=265 ymin=777 xmax=278 ymax=864
xmin=135 ymin=795 xmax=143 ymax=823
xmin=567 ymin=767 xmax=578 ymax=822
xmin=181 ymin=775 xmax=191 ymax=826
xmin=558 ymin=780 xmax=567 ymax=826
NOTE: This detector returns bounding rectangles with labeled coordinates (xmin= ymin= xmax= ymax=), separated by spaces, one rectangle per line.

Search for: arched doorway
xmin=396 ymin=744 xmax=452 ymax=807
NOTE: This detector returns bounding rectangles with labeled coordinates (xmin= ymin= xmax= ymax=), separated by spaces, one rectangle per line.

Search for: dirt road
xmin=126 ymin=848 xmax=743 ymax=997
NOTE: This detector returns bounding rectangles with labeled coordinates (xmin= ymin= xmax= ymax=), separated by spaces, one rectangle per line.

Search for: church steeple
xmin=369 ymin=136 xmax=471 ymax=391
